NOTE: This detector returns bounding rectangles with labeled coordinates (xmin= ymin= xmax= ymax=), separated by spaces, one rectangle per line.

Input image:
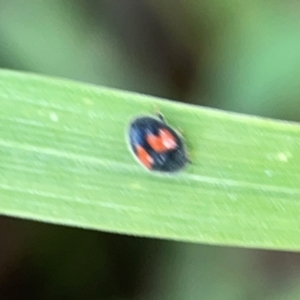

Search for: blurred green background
xmin=1 ymin=1 xmax=300 ymax=299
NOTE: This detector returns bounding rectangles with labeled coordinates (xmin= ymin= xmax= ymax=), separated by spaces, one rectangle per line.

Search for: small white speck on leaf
xmin=264 ymin=170 xmax=273 ymax=177
xmin=228 ymin=194 xmax=237 ymax=201
xmin=83 ymin=98 xmax=94 ymax=106
xmin=277 ymin=152 xmax=291 ymax=162
xmin=50 ymin=112 xmax=59 ymax=122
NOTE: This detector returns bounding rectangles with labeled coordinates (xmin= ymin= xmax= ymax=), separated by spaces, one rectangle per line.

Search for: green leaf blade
xmin=1 ymin=69 xmax=300 ymax=251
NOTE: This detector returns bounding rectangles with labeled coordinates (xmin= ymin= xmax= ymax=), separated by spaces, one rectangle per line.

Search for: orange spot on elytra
xmin=146 ymin=134 xmax=164 ymax=152
xmin=147 ymin=129 xmax=177 ymax=152
xmin=160 ymin=129 xmax=177 ymax=149
xmin=136 ymin=145 xmax=153 ymax=169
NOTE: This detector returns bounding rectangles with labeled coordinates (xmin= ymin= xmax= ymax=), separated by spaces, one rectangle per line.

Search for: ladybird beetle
xmin=128 ymin=114 xmax=189 ymax=173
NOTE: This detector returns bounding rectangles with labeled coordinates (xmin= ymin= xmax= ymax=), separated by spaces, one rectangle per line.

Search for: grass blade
xmin=1 ymin=69 xmax=300 ymax=251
